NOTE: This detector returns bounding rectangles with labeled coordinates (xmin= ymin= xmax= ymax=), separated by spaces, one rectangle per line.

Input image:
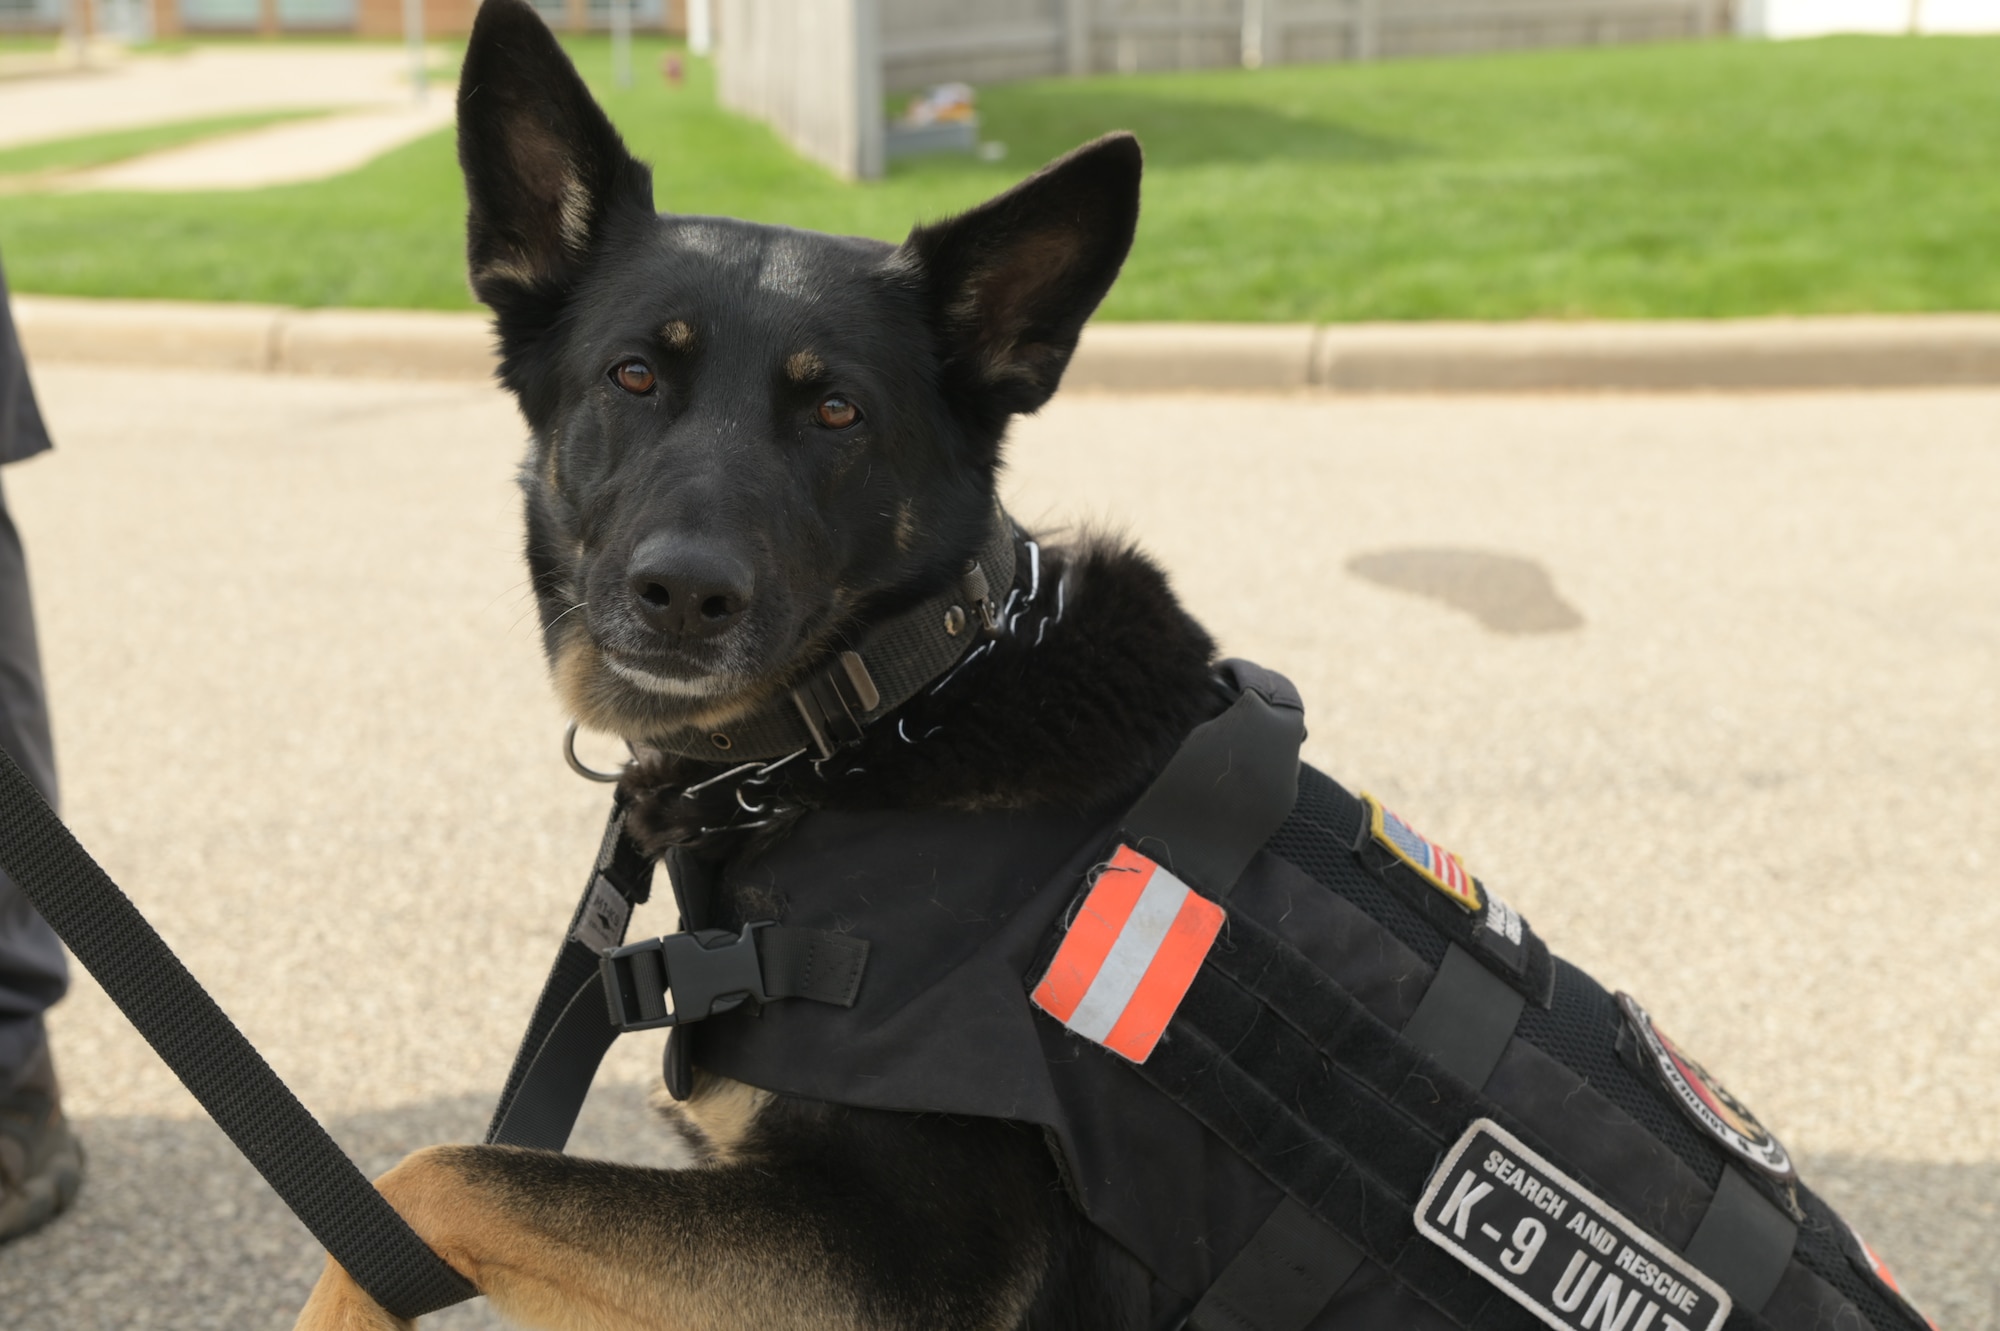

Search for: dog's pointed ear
xmin=456 ymin=0 xmax=653 ymax=307
xmin=899 ymin=133 xmax=1141 ymax=417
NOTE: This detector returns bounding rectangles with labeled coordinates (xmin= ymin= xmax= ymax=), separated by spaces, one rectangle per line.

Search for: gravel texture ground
xmin=0 ymin=367 xmax=1991 ymax=1329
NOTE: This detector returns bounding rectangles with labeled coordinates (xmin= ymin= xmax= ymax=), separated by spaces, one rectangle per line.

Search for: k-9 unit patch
xmin=1031 ymin=845 xmax=1225 ymax=1064
xmin=1363 ymin=794 xmax=1484 ymax=912
xmin=1416 ymin=1119 xmax=1730 ymax=1331
xmin=1616 ymin=994 xmax=1796 ymax=1182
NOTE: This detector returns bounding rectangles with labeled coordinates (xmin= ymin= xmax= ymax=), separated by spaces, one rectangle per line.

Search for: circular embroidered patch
xmin=1616 ymin=993 xmax=1796 ymax=1181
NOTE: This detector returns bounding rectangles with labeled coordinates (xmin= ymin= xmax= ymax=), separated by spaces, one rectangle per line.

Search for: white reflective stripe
xmin=1065 ymin=863 xmax=1190 ymax=1043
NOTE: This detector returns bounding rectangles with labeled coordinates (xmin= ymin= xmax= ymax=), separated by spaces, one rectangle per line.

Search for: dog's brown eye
xmin=613 ymin=360 xmax=656 ymax=395
xmin=816 ymin=395 xmax=860 ymax=429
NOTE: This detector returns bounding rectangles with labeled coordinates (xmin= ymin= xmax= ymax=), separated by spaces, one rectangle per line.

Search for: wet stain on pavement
xmin=1347 ymin=548 xmax=1584 ymax=634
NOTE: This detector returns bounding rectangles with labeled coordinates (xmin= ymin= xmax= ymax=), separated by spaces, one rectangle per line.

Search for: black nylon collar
xmin=640 ymin=507 xmax=1019 ymax=762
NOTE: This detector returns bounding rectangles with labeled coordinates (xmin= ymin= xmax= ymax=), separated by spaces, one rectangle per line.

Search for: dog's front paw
xmin=292 ymin=1256 xmax=416 ymax=1331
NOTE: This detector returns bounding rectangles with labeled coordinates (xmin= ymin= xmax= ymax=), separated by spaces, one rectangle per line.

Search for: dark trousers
xmin=0 ymin=466 xmax=62 ymax=1092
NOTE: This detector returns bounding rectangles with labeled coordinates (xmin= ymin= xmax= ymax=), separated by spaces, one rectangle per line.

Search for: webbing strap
xmin=1186 ymin=1198 xmax=1364 ymax=1331
xmin=641 ymin=509 xmax=1017 ymax=761
xmin=1142 ymin=908 xmax=1510 ymax=1328
xmin=0 ymin=747 xmax=477 ymax=1319
xmin=1120 ymin=659 xmax=1304 ymax=900
xmin=1399 ymin=943 xmax=1525 ymax=1090
xmin=486 ymin=796 xmax=654 ymax=1148
xmin=1683 ymin=1166 xmax=1798 ymax=1312
xmin=756 ymin=926 xmax=871 ymax=1004
xmin=484 ymin=975 xmax=620 ymax=1152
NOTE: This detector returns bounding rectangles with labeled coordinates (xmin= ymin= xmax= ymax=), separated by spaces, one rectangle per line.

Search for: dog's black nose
xmin=626 ymin=534 xmax=752 ymax=639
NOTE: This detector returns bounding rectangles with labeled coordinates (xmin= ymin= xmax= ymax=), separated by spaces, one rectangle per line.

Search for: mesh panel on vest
xmin=1267 ymin=768 xmax=1448 ymax=972
xmin=1515 ymin=962 xmax=1726 ymax=1191
xmin=1263 ymin=764 xmax=1926 ymax=1331
xmin=1791 ymin=1187 xmax=1914 ymax=1331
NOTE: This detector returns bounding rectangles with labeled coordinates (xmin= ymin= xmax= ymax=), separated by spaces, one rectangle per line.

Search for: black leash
xmin=0 ymin=742 xmax=869 ymax=1313
xmin=0 ymin=745 xmax=476 ymax=1319
xmin=0 ymin=526 xmax=1005 ymax=1310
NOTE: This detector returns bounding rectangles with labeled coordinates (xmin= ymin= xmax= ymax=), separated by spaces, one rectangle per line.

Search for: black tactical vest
xmin=660 ymin=663 xmax=1935 ymax=1331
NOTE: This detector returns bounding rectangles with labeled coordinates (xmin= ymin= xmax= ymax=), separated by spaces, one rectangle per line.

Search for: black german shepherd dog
xmin=295 ymin=1 xmax=1218 ymax=1327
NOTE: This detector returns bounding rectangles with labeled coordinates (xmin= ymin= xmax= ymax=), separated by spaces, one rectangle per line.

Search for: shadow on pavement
xmin=1347 ymin=547 xmax=1587 ymax=634
xmin=0 ymin=1082 xmax=686 ymax=1330
xmin=1803 ymin=1154 xmax=1998 ymax=1331
xmin=0 ymin=1095 xmax=1988 ymax=1330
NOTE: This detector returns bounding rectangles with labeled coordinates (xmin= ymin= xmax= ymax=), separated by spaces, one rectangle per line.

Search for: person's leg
xmin=0 ymin=465 xmax=65 ymax=1078
xmin=0 ymin=466 xmax=81 ymax=1241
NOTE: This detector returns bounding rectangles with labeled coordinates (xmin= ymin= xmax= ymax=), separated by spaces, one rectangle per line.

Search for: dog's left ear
xmin=900 ymin=133 xmax=1141 ymax=417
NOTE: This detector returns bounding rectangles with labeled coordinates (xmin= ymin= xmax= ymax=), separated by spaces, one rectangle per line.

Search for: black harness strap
xmin=0 ymin=747 xmax=477 ymax=1319
xmin=754 ymin=926 xmax=871 ymax=1006
xmin=489 ymin=796 xmax=869 ymax=1149
xmin=1187 ymin=1198 xmax=1364 ymax=1331
xmin=1399 ymin=943 xmax=1526 ymax=1091
xmin=485 ymin=793 xmax=655 ymax=1150
xmin=1683 ymin=1166 xmax=1799 ymax=1313
xmin=1119 ymin=661 xmax=1384 ymax=1331
xmin=1120 ymin=659 xmax=1305 ymax=900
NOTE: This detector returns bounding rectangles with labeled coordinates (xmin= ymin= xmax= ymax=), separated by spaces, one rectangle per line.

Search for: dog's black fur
xmin=347 ymin=3 xmax=1231 ymax=1326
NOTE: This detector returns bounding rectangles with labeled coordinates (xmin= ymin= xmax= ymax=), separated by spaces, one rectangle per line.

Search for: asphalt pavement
xmin=0 ymin=367 xmax=1992 ymax=1329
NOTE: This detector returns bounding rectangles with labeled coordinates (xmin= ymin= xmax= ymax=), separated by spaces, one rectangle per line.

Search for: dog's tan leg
xmin=294 ymin=1256 xmax=415 ymax=1331
xmin=292 ymin=1143 xmax=867 ymax=1331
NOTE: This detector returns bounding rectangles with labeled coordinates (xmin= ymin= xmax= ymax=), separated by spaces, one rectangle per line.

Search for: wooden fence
xmin=879 ymin=0 xmax=1720 ymax=89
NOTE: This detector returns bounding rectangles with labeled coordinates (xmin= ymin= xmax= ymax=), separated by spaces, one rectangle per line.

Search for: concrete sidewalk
xmin=18 ymin=294 xmax=2000 ymax=392
xmin=0 ymin=368 xmax=1990 ymax=1328
xmin=0 ymin=46 xmax=445 ymax=151
xmin=61 ymin=101 xmax=455 ymax=192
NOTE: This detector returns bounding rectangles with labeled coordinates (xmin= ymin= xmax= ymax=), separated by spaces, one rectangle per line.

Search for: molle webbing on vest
xmin=1241 ymin=769 xmax=1923 ymax=1331
xmin=662 ymin=657 xmax=1927 ymax=1331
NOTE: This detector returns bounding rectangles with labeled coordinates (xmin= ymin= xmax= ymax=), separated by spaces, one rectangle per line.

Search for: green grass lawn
xmin=2 ymin=34 xmax=1997 ymax=320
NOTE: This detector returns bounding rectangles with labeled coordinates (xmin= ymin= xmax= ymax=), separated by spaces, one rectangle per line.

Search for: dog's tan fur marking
xmin=556 ymin=173 xmax=593 ymax=255
xmin=292 ymin=1144 xmax=869 ymax=1331
xmin=893 ymin=500 xmax=918 ymax=554
xmin=662 ymin=320 xmax=695 ymax=351
xmin=650 ymin=1072 xmax=773 ymax=1165
xmin=783 ymin=351 xmax=825 ymax=383
xmin=550 ymin=618 xmax=798 ymax=743
xmin=474 ymin=256 xmax=544 ymax=292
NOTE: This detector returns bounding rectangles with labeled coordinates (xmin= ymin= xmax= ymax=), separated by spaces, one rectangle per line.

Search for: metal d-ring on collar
xmin=563 ymin=720 xmax=627 ymax=783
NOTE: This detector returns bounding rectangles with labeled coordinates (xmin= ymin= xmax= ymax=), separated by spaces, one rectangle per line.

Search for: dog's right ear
xmin=899 ymin=133 xmax=1142 ymax=422
xmin=456 ymin=0 xmax=653 ymax=309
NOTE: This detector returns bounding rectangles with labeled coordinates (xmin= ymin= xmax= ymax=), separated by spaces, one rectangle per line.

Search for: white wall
xmin=1739 ymin=0 xmax=2000 ymax=34
xmin=716 ymin=0 xmax=884 ymax=179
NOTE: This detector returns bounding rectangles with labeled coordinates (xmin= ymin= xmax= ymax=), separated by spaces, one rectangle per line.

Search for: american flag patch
xmin=1031 ymin=845 xmax=1225 ymax=1064
xmin=1365 ymin=795 xmax=1483 ymax=912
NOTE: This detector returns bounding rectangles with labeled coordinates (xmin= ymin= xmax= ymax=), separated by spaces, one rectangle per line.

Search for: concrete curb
xmin=15 ymin=296 xmax=496 ymax=381
xmin=18 ymin=294 xmax=2000 ymax=393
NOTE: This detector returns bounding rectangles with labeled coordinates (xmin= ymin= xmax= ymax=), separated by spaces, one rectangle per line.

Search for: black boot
xmin=0 ymin=1037 xmax=83 ymax=1242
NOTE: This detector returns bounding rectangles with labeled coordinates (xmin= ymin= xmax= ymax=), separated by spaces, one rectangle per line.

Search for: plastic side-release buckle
xmin=600 ymin=922 xmax=772 ymax=1031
